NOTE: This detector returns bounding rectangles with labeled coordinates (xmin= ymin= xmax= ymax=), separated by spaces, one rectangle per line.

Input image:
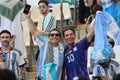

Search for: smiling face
xmin=49 ymin=30 xmax=61 ymax=46
xmin=63 ymin=29 xmax=76 ymax=48
xmin=0 ymin=33 xmax=11 ymax=47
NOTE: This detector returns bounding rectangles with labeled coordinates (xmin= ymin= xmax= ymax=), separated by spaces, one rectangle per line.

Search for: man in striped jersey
xmin=0 ymin=30 xmax=25 ymax=79
xmin=27 ymin=0 xmax=56 ymax=41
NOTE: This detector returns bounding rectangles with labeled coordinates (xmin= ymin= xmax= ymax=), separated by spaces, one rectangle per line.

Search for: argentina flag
xmin=42 ymin=63 xmax=57 ymax=80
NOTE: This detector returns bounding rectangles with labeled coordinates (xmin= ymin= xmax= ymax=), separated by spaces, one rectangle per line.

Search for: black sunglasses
xmin=49 ymin=33 xmax=60 ymax=37
xmin=99 ymin=62 xmax=106 ymax=65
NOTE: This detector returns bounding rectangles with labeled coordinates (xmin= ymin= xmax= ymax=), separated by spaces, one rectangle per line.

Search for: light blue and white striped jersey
xmin=93 ymin=63 xmax=116 ymax=79
xmin=1 ymin=47 xmax=25 ymax=78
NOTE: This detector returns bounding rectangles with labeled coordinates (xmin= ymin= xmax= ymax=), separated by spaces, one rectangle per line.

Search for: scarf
xmin=44 ymin=42 xmax=53 ymax=64
xmin=39 ymin=42 xmax=64 ymax=80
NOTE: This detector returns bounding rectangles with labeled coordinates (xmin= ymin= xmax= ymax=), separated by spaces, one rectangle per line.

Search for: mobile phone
xmin=23 ymin=4 xmax=31 ymax=14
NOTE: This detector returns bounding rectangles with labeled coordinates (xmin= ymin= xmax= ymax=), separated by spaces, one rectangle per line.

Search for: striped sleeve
xmin=35 ymin=34 xmax=46 ymax=47
xmin=45 ymin=16 xmax=55 ymax=31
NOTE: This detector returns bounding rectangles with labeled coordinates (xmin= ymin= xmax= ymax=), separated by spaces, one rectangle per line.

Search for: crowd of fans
xmin=0 ymin=0 xmax=120 ymax=80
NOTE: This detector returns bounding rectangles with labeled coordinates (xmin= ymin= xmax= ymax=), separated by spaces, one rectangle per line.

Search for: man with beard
xmin=0 ymin=69 xmax=17 ymax=80
xmin=0 ymin=30 xmax=25 ymax=79
xmin=27 ymin=0 xmax=56 ymax=41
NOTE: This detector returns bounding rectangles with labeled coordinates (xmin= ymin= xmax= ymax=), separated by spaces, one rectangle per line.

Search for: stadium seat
xmin=63 ymin=3 xmax=72 ymax=21
xmin=21 ymin=20 xmax=38 ymax=46
xmin=21 ymin=20 xmax=30 ymax=46
xmin=52 ymin=3 xmax=72 ymax=25
xmin=52 ymin=3 xmax=61 ymax=20
xmin=31 ymin=6 xmax=43 ymax=22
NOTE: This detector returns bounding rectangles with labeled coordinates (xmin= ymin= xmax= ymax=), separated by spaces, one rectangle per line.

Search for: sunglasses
xmin=99 ymin=62 xmax=106 ymax=65
xmin=49 ymin=33 xmax=60 ymax=37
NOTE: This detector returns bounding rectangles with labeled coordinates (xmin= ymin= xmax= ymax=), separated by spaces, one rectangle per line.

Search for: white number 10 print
xmin=67 ymin=54 xmax=74 ymax=63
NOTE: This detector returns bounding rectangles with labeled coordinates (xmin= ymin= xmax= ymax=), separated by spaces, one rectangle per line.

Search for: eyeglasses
xmin=38 ymin=5 xmax=47 ymax=9
xmin=49 ymin=33 xmax=60 ymax=37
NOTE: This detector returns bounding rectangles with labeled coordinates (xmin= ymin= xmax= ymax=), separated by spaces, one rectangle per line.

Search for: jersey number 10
xmin=67 ymin=54 xmax=74 ymax=63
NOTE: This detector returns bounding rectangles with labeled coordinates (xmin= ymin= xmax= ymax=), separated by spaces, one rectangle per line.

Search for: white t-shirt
xmin=53 ymin=47 xmax=59 ymax=69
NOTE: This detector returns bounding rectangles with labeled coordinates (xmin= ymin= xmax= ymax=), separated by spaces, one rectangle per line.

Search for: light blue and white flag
xmin=91 ymin=11 xmax=113 ymax=63
xmin=42 ymin=63 xmax=57 ymax=80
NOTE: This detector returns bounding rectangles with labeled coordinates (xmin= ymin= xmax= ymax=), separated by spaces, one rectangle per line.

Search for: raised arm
xmin=86 ymin=26 xmax=94 ymax=42
xmin=25 ymin=12 xmax=38 ymax=38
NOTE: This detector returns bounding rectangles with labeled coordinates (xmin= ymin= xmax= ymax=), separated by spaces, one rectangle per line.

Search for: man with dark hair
xmin=0 ymin=69 xmax=17 ymax=80
xmin=38 ymin=0 xmax=48 ymax=6
xmin=92 ymin=58 xmax=117 ymax=80
xmin=62 ymin=26 xmax=94 ymax=80
xmin=0 ymin=30 xmax=12 ymax=38
xmin=113 ymin=73 xmax=120 ymax=80
xmin=26 ymin=0 xmax=56 ymax=41
xmin=0 ymin=30 xmax=25 ymax=79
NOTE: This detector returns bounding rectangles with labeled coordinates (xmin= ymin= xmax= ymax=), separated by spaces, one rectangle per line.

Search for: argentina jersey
xmin=3 ymin=48 xmax=25 ymax=78
xmin=64 ymin=37 xmax=90 ymax=80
